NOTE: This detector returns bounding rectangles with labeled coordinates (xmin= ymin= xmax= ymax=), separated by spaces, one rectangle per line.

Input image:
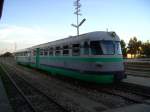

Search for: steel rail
xmin=99 ymin=88 xmax=143 ymax=103
xmin=2 ymin=63 xmax=69 ymax=112
xmin=118 ymin=82 xmax=150 ymax=98
xmin=5 ymin=60 xmax=150 ymax=108
xmin=0 ymin=64 xmax=37 ymax=112
xmin=96 ymin=82 xmax=150 ymax=104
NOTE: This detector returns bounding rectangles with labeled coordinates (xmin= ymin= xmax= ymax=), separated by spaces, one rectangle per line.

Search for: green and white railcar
xmin=15 ymin=31 xmax=126 ymax=83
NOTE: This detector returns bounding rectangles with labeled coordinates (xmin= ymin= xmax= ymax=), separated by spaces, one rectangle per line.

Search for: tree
xmin=141 ymin=41 xmax=150 ymax=57
xmin=127 ymin=37 xmax=142 ymax=58
xmin=120 ymin=40 xmax=127 ymax=57
xmin=127 ymin=38 xmax=135 ymax=58
xmin=137 ymin=40 xmax=142 ymax=54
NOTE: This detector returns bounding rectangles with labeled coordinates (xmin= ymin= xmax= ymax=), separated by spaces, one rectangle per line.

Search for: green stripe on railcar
xmin=20 ymin=55 xmax=123 ymax=83
xmin=35 ymin=63 xmax=113 ymax=84
xmin=39 ymin=56 xmax=123 ymax=62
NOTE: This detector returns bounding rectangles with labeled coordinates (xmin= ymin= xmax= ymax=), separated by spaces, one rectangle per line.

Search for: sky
xmin=0 ymin=0 xmax=150 ymax=53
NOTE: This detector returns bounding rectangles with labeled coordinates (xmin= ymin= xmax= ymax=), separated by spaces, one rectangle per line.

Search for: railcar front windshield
xmin=101 ymin=41 xmax=114 ymax=54
xmin=101 ymin=41 xmax=122 ymax=55
xmin=90 ymin=41 xmax=122 ymax=55
xmin=115 ymin=41 xmax=122 ymax=54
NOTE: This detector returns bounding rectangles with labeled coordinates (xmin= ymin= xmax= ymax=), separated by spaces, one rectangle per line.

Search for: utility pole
xmin=71 ymin=0 xmax=86 ymax=37
xmin=14 ymin=42 xmax=17 ymax=52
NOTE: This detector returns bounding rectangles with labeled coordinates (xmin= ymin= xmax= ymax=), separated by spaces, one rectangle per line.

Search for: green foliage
xmin=141 ymin=41 xmax=150 ymax=57
xmin=120 ymin=40 xmax=127 ymax=57
xmin=127 ymin=37 xmax=142 ymax=58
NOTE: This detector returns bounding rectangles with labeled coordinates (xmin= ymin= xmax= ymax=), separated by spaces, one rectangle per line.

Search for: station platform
xmin=0 ymin=77 xmax=13 ymax=112
xmin=123 ymin=75 xmax=150 ymax=88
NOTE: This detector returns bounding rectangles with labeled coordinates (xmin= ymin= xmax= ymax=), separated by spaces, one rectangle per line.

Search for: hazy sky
xmin=0 ymin=0 xmax=150 ymax=53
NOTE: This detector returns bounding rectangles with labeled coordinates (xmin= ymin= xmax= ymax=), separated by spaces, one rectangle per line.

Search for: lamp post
xmin=71 ymin=0 xmax=86 ymax=37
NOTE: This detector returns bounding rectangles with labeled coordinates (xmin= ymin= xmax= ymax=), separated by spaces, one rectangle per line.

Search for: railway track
xmin=95 ymin=84 xmax=150 ymax=104
xmin=1 ymin=60 xmax=150 ymax=112
xmin=42 ymin=71 xmax=150 ymax=106
xmin=19 ymin=65 xmax=150 ymax=107
xmin=124 ymin=62 xmax=150 ymax=77
xmin=0 ymin=65 xmax=34 ymax=112
xmin=0 ymin=64 xmax=69 ymax=112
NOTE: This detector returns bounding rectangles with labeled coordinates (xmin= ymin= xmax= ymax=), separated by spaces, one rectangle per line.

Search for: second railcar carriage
xmin=15 ymin=31 xmax=126 ymax=83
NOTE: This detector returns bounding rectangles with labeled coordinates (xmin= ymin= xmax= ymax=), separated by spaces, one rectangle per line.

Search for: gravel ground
xmin=0 ymin=65 xmax=33 ymax=112
xmin=2 ymin=60 xmax=144 ymax=112
xmin=3 ymin=63 xmax=99 ymax=112
xmin=2 ymin=58 xmax=150 ymax=112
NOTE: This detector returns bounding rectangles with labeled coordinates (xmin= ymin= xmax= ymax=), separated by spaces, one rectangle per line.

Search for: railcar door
xmin=36 ymin=48 xmax=40 ymax=68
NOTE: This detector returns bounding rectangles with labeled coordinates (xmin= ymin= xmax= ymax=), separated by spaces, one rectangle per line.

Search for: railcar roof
xmin=14 ymin=48 xmax=30 ymax=53
xmin=31 ymin=31 xmax=120 ymax=49
xmin=15 ymin=31 xmax=120 ymax=53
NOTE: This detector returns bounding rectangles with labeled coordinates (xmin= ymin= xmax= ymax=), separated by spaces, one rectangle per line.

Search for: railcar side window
xmin=22 ymin=52 xmax=24 ymax=56
xmin=27 ymin=51 xmax=31 ymax=56
xmin=33 ymin=50 xmax=36 ymax=56
xmin=24 ymin=51 xmax=28 ymax=56
xmin=63 ymin=45 xmax=69 ymax=56
xmin=83 ymin=42 xmax=89 ymax=55
xmin=44 ymin=48 xmax=48 ymax=56
xmin=40 ymin=49 xmax=44 ymax=56
xmin=23 ymin=52 xmax=25 ymax=56
xmin=18 ymin=53 xmax=20 ymax=56
xmin=72 ymin=44 xmax=80 ymax=56
xmin=55 ymin=46 xmax=61 ymax=56
xmin=49 ymin=47 xmax=53 ymax=56
xmin=90 ymin=41 xmax=102 ymax=55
